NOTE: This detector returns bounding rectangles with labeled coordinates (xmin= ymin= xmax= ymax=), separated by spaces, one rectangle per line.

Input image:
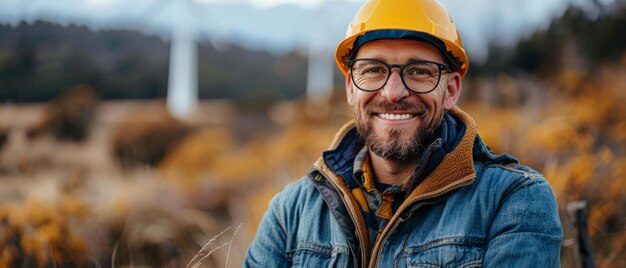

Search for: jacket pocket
xmin=290 ymin=242 xmax=350 ymax=268
xmin=403 ymin=237 xmax=484 ymax=268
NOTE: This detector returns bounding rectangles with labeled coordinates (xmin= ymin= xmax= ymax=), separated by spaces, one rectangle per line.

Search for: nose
xmin=380 ymin=69 xmax=409 ymax=102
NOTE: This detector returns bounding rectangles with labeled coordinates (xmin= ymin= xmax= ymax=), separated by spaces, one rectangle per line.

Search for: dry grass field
xmin=1 ymin=56 xmax=625 ymax=267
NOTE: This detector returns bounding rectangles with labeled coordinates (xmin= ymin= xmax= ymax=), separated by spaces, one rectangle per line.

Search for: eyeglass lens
xmin=350 ymin=59 xmax=443 ymax=93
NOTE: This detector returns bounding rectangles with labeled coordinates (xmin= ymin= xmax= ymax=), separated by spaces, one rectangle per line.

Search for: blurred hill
xmin=0 ymin=21 xmax=308 ymax=110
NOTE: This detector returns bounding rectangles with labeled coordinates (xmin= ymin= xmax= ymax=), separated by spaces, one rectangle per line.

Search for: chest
xmin=289 ymin=195 xmax=492 ymax=268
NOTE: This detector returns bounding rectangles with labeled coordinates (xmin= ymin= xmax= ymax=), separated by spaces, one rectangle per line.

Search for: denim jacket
xmin=245 ymin=107 xmax=563 ymax=267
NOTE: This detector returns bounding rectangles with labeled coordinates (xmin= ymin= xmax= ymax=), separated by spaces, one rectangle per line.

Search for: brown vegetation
xmin=0 ymin=128 xmax=7 ymax=150
xmin=27 ymin=84 xmax=98 ymax=142
xmin=111 ymin=103 xmax=192 ymax=169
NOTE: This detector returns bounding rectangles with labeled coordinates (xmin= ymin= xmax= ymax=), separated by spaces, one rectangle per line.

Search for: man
xmin=245 ymin=0 xmax=563 ymax=267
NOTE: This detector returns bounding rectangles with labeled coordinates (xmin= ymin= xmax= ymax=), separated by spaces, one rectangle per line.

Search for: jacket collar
xmin=405 ymin=106 xmax=476 ymax=200
xmin=314 ymin=106 xmax=478 ymax=201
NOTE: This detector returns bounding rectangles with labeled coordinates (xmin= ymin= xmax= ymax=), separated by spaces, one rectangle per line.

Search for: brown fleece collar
xmin=325 ymin=119 xmax=356 ymax=150
xmin=404 ymin=106 xmax=477 ymax=201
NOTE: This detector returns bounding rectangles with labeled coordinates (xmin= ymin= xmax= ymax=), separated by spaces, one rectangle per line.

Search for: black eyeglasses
xmin=346 ymin=58 xmax=450 ymax=94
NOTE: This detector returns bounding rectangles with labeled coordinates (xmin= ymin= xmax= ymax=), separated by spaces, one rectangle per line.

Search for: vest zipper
xmin=365 ymin=148 xmax=433 ymax=268
xmin=367 ymin=178 xmax=474 ymax=267
xmin=316 ymin=167 xmax=370 ymax=268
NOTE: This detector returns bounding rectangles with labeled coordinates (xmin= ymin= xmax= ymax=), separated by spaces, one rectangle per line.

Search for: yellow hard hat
xmin=335 ymin=0 xmax=469 ymax=77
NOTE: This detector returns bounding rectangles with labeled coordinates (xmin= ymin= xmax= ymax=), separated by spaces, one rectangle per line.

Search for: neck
xmin=368 ymin=151 xmax=419 ymax=185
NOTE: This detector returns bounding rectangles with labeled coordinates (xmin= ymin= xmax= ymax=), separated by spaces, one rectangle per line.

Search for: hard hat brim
xmin=335 ymin=29 xmax=469 ymax=78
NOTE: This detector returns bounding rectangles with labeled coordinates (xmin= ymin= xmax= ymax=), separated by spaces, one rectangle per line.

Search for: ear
xmin=443 ymin=72 xmax=462 ymax=110
xmin=345 ymin=71 xmax=356 ymax=106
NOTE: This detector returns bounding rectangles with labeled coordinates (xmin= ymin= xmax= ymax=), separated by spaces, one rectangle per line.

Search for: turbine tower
xmin=167 ymin=0 xmax=198 ymax=119
xmin=306 ymin=0 xmax=334 ymax=104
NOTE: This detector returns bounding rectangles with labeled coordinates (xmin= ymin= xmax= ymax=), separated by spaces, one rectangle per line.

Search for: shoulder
xmin=471 ymin=136 xmax=554 ymax=200
xmin=475 ymin=162 xmax=553 ymax=202
xmin=276 ymin=175 xmax=320 ymax=201
xmin=269 ymin=175 xmax=324 ymax=215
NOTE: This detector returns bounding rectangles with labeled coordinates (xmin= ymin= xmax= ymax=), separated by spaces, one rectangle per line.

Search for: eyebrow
xmin=360 ymin=56 xmax=437 ymax=63
xmin=407 ymin=57 xmax=437 ymax=62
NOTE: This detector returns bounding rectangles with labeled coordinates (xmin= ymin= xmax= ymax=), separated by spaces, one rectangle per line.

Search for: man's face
xmin=346 ymin=39 xmax=460 ymax=162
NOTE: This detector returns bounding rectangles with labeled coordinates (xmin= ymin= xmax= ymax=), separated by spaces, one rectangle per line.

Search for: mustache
xmin=365 ymin=99 xmax=429 ymax=117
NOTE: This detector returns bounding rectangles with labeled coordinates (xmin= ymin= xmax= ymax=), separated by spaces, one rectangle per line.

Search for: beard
xmin=354 ymin=98 xmax=443 ymax=163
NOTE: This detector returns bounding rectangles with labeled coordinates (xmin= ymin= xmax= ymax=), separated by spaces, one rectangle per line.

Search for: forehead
xmin=354 ymin=39 xmax=444 ymax=63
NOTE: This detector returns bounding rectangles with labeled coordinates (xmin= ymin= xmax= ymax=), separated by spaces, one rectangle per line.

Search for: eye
xmin=362 ymin=66 xmax=386 ymax=74
xmin=405 ymin=67 xmax=432 ymax=76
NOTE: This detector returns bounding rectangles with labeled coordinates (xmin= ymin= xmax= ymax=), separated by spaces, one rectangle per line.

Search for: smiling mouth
xmin=377 ymin=113 xmax=415 ymax=120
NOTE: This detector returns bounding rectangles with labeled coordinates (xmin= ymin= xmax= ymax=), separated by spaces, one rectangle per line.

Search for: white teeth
xmin=378 ymin=113 xmax=414 ymax=120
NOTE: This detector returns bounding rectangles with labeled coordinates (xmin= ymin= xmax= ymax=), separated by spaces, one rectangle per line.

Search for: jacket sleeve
xmin=244 ymin=190 xmax=290 ymax=268
xmin=483 ymin=173 xmax=563 ymax=267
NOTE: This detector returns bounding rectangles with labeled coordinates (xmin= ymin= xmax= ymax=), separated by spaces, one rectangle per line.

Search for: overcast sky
xmin=0 ymin=0 xmax=609 ymax=61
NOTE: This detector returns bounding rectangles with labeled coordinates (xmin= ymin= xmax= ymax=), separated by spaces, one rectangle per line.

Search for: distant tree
xmin=476 ymin=0 xmax=626 ymax=77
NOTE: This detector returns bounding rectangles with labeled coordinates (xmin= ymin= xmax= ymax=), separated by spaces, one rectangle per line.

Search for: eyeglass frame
xmin=346 ymin=58 xmax=451 ymax=94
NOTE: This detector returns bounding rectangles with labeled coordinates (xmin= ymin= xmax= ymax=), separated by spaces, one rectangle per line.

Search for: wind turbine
xmin=166 ymin=0 xmax=198 ymax=119
xmin=306 ymin=0 xmax=334 ymax=104
xmin=142 ymin=0 xmax=207 ymax=119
